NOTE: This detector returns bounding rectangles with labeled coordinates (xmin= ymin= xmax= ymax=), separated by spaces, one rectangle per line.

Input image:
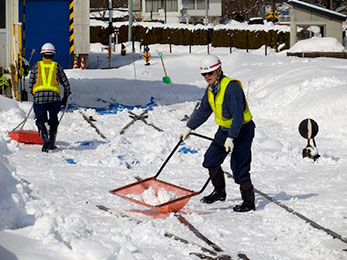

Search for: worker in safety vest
xmin=29 ymin=42 xmax=71 ymax=152
xmin=180 ymin=55 xmax=256 ymax=212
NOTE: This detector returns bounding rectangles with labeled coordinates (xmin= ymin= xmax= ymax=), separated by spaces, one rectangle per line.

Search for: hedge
xmin=90 ymin=24 xmax=290 ymax=51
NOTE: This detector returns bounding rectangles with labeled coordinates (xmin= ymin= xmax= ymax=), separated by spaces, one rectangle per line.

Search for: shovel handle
xmin=154 ymin=139 xmax=183 ymax=179
xmin=160 ymin=57 xmax=168 ymax=77
xmin=188 ymin=132 xmax=226 ymax=194
xmin=59 ymin=101 xmax=69 ymax=123
xmin=13 ymin=104 xmax=33 ymax=131
xmin=189 ymin=132 xmax=224 ymax=146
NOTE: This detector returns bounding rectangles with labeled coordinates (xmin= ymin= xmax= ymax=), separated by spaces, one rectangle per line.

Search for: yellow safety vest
xmin=208 ymin=77 xmax=252 ymax=128
xmin=33 ymin=60 xmax=60 ymax=95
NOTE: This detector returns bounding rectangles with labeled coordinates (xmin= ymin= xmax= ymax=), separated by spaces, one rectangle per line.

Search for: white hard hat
xmin=40 ymin=43 xmax=56 ymax=54
xmin=200 ymin=55 xmax=221 ymax=74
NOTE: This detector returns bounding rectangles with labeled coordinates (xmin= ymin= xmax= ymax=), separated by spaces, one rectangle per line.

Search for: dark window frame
xmin=0 ymin=0 xmax=6 ymax=28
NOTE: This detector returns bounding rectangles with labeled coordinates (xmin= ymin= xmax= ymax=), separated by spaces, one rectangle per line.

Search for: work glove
xmin=61 ymin=95 xmax=68 ymax=106
xmin=224 ymin=137 xmax=234 ymax=153
xmin=179 ymin=127 xmax=192 ymax=141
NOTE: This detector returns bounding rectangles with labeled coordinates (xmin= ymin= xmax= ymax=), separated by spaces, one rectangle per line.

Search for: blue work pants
xmin=202 ymin=120 xmax=255 ymax=184
xmin=33 ymin=101 xmax=61 ymax=129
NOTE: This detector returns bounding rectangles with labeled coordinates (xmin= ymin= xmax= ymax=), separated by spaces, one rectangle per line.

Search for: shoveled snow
xmin=128 ymin=187 xmax=180 ymax=206
xmin=289 ymin=37 xmax=346 ymax=52
xmin=0 ymin=42 xmax=347 ymax=260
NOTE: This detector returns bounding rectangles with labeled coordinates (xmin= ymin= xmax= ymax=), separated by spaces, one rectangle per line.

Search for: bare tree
xmin=222 ymin=0 xmax=266 ymax=21
xmin=90 ymin=0 xmax=128 ymax=9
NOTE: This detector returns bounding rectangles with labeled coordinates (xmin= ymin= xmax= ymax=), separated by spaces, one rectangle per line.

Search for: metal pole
xmin=108 ymin=0 xmax=112 ymax=68
xmin=272 ymin=0 xmax=276 ymax=23
xmin=128 ymin=0 xmax=133 ymax=43
xmin=164 ymin=0 xmax=167 ymax=23
xmin=327 ymin=0 xmax=333 ymax=9
xmin=204 ymin=0 xmax=208 ymax=25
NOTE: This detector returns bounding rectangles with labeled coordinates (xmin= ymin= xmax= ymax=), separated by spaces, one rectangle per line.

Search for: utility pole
xmin=164 ymin=0 xmax=167 ymax=23
xmin=204 ymin=0 xmax=208 ymax=25
xmin=128 ymin=0 xmax=133 ymax=43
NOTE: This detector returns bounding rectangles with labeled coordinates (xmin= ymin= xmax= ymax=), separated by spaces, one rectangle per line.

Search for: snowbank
xmin=0 ymin=138 xmax=31 ymax=230
xmin=289 ymin=37 xmax=346 ymax=52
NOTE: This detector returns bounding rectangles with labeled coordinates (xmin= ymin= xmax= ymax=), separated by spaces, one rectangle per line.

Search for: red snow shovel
xmin=111 ymin=133 xmax=222 ymax=212
xmin=8 ymin=105 xmax=43 ymax=144
xmin=8 ymin=103 xmax=68 ymax=144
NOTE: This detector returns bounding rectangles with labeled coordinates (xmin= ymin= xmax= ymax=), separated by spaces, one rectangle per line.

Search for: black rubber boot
xmin=201 ymin=188 xmax=226 ymax=204
xmin=201 ymin=167 xmax=226 ymax=204
xmin=48 ymin=125 xmax=58 ymax=150
xmin=233 ymin=182 xmax=255 ymax=212
xmin=39 ymin=124 xmax=49 ymax=153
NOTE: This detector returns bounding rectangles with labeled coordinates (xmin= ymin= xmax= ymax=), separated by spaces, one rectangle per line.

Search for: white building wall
xmin=289 ymin=6 xmax=344 ymax=47
xmin=0 ymin=0 xmax=19 ymax=69
xmin=142 ymin=0 xmax=221 ymax=24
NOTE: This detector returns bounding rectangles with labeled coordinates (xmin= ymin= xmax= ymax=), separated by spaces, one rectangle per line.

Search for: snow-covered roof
xmin=286 ymin=0 xmax=347 ymax=21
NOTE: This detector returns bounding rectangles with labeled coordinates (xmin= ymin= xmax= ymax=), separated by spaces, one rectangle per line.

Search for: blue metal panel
xmin=19 ymin=0 xmax=71 ymax=69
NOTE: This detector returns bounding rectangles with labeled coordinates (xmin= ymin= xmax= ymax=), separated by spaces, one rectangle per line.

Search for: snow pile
xmin=0 ymin=137 xmax=29 ymax=230
xmin=128 ymin=187 xmax=180 ymax=205
xmin=0 ymin=96 xmax=27 ymax=133
xmin=0 ymin=97 xmax=32 ymax=230
xmin=289 ymin=37 xmax=345 ymax=52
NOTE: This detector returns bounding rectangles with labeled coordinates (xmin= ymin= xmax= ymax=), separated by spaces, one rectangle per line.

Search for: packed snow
xmin=289 ymin=37 xmax=346 ymax=52
xmin=1 ymin=41 xmax=347 ymax=260
xmin=128 ymin=187 xmax=180 ymax=206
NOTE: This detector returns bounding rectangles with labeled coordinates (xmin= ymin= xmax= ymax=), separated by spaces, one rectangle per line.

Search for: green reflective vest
xmin=207 ymin=76 xmax=252 ymax=128
xmin=33 ymin=60 xmax=60 ymax=95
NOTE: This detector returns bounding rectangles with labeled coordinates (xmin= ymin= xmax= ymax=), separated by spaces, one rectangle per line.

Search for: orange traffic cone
xmin=73 ymin=57 xmax=79 ymax=69
xmin=80 ymin=57 xmax=85 ymax=70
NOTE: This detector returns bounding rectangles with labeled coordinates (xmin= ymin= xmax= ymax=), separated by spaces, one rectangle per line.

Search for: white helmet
xmin=200 ymin=55 xmax=221 ymax=74
xmin=40 ymin=43 xmax=56 ymax=54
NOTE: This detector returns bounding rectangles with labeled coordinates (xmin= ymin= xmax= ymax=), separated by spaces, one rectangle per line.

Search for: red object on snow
xmin=80 ymin=57 xmax=85 ymax=69
xmin=110 ymin=177 xmax=199 ymax=212
xmin=8 ymin=130 xmax=43 ymax=144
xmin=73 ymin=56 xmax=79 ymax=69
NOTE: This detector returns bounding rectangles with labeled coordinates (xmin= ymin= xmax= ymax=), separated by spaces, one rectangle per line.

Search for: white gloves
xmin=224 ymin=137 xmax=234 ymax=153
xmin=180 ymin=127 xmax=192 ymax=141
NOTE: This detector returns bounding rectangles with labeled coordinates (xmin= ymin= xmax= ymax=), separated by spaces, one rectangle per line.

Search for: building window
xmin=146 ymin=0 xmax=160 ymax=12
xmin=166 ymin=0 xmax=178 ymax=11
xmin=297 ymin=25 xmax=325 ymax=41
xmin=183 ymin=0 xmax=208 ymax=10
xmin=196 ymin=0 xmax=208 ymax=10
xmin=0 ymin=0 xmax=5 ymax=28
xmin=146 ymin=0 xmax=177 ymax=12
xmin=187 ymin=0 xmax=194 ymax=9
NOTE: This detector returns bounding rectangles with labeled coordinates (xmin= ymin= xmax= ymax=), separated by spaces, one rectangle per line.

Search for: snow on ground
xmin=289 ymin=37 xmax=346 ymax=52
xmin=1 ymin=40 xmax=347 ymax=260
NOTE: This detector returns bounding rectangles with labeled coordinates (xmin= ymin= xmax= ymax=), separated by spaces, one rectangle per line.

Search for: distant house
xmin=141 ymin=0 xmax=222 ymax=24
xmin=285 ymin=0 xmax=347 ymax=47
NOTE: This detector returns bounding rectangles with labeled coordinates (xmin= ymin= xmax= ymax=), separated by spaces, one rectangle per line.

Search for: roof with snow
xmin=286 ymin=0 xmax=347 ymax=21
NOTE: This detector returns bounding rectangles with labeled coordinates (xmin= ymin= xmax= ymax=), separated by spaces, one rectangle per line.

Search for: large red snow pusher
xmin=8 ymin=103 xmax=68 ymax=145
xmin=111 ymin=133 xmax=220 ymax=213
xmin=111 ymin=177 xmax=199 ymax=213
xmin=8 ymin=105 xmax=43 ymax=144
xmin=8 ymin=130 xmax=43 ymax=144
